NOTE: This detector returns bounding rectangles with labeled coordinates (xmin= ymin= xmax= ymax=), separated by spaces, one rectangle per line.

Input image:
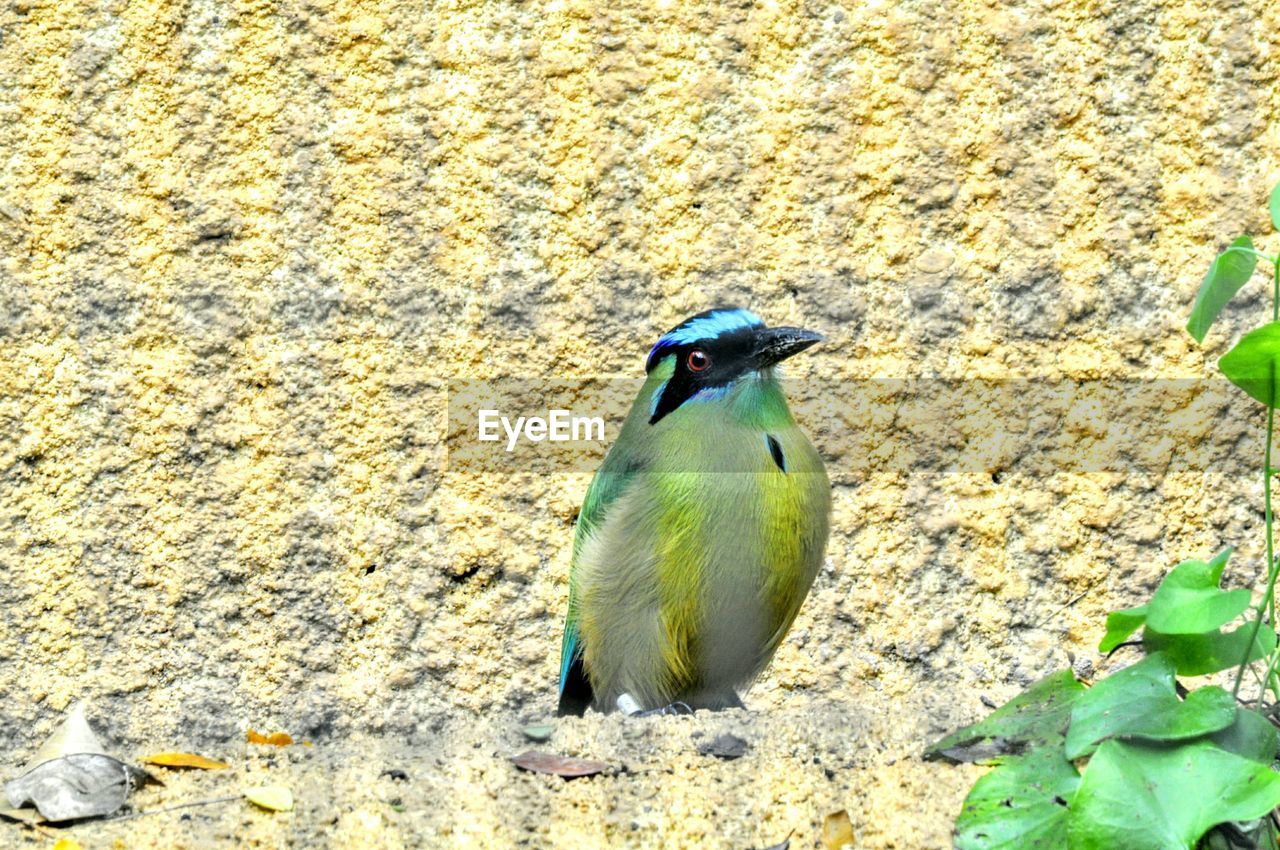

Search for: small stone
xmin=915 ymin=249 xmax=954 ymax=274
xmin=697 ymin=733 xmax=749 ymax=760
xmin=920 ymin=181 xmax=957 ymax=208
xmin=1073 ymin=656 xmax=1095 ymax=680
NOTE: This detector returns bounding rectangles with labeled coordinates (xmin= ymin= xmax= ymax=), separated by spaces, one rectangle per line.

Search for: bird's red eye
xmin=687 ymin=349 xmax=711 ymax=372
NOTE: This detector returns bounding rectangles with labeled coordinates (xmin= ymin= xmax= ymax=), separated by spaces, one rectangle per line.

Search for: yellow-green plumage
xmin=558 ymin=310 xmax=831 ymax=715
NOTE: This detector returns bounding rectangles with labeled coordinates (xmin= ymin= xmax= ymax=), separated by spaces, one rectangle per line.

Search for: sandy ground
xmin=8 ymin=695 xmax=986 ymax=850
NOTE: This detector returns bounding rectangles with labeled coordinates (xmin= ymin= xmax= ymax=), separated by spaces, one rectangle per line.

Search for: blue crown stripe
xmin=645 ymin=308 xmax=763 ymax=371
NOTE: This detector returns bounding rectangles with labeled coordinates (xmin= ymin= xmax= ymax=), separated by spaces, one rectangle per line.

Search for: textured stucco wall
xmin=2 ymin=0 xmax=1280 ymax=847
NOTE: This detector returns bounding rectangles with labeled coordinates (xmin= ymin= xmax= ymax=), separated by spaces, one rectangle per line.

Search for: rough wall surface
xmin=1 ymin=0 xmax=1279 ymax=847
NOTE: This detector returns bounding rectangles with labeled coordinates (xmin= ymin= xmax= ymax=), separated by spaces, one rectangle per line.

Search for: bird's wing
xmin=557 ymin=449 xmax=643 ymax=715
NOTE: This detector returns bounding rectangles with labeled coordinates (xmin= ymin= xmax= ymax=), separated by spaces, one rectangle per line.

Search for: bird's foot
xmin=635 ymin=701 xmax=694 ymax=718
xmin=616 ymin=694 xmax=694 ymax=717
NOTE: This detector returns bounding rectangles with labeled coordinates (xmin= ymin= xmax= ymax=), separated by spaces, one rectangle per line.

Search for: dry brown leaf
xmin=510 ymin=750 xmax=609 ymax=779
xmin=27 ymin=703 xmax=106 ymax=768
xmin=5 ymin=753 xmax=143 ymax=822
xmin=821 ymin=810 xmax=854 ymax=850
xmin=5 ymin=703 xmax=153 ymax=822
xmin=141 ymin=753 xmax=229 ymax=770
xmin=246 ymin=730 xmax=293 ymax=747
xmin=0 ymin=805 xmax=44 ymax=825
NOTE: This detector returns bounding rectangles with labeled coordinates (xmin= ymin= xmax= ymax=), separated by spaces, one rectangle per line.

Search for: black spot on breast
xmin=766 ymin=434 xmax=786 ymax=472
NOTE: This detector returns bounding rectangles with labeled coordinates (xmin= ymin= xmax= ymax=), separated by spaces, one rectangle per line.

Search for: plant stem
xmin=1266 ymin=399 xmax=1275 ymax=630
xmin=1235 ymin=259 xmax=1280 ymax=701
xmin=103 ymin=794 xmax=240 ymax=823
xmin=1266 ymin=261 xmax=1280 ymax=704
xmin=1274 ymin=255 xmax=1279 ymax=321
xmin=1246 ymin=655 xmax=1270 ymax=693
xmin=1258 ymin=636 xmax=1280 ymax=707
xmin=1236 ymin=567 xmax=1271 ymax=698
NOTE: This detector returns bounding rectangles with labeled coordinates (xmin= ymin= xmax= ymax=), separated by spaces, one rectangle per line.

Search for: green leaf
xmin=924 ymin=670 xmax=1084 ymax=764
xmin=1098 ymin=605 xmax=1147 ymax=654
xmin=1065 ymin=654 xmax=1236 ymax=759
xmin=1143 ymin=622 xmax=1276 ymax=676
xmin=521 ymin=724 xmax=555 ymax=743
xmin=1145 ymin=549 xmax=1249 ymax=634
xmin=1098 ymin=550 xmax=1245 ymax=655
xmin=1206 ymin=546 xmax=1233 ymax=577
xmin=1067 ymin=739 xmax=1280 ymax=850
xmin=1129 ymin=685 xmax=1237 ymax=739
xmin=1270 ymin=182 xmax=1280 ymax=232
xmin=1187 ymin=236 xmax=1258 ymax=343
xmin=1220 ymin=321 xmax=1280 ymax=408
xmin=954 ymin=747 xmax=1079 ymax=850
xmin=1210 ymin=707 xmax=1280 ymax=764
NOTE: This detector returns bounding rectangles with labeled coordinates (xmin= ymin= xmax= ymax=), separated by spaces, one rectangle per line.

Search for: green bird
xmin=558 ymin=308 xmax=832 ymax=716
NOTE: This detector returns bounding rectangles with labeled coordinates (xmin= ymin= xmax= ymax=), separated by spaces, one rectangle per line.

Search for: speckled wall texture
xmin=2 ymin=0 xmax=1280 ymax=847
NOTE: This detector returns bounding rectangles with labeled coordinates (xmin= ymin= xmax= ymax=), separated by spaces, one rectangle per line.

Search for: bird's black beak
xmin=752 ymin=326 xmax=825 ymax=369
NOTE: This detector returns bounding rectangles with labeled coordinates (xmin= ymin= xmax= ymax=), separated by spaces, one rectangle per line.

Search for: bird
xmin=557 ymin=307 xmax=832 ymax=716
